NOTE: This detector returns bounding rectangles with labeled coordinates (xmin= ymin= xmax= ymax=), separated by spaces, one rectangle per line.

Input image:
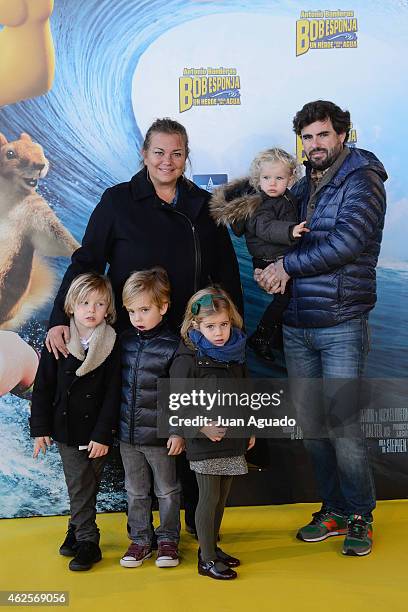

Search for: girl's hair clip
xmin=191 ymin=293 xmax=224 ymax=315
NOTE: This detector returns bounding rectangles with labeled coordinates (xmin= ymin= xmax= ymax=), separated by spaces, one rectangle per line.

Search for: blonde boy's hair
xmin=181 ymin=286 xmax=243 ymax=348
xmin=249 ymin=147 xmax=299 ymax=190
xmin=122 ymin=267 xmax=171 ymax=309
xmin=64 ymin=273 xmax=116 ymax=324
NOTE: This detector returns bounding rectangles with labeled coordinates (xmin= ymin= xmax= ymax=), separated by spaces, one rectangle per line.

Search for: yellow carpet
xmin=1 ymin=501 xmax=407 ymax=612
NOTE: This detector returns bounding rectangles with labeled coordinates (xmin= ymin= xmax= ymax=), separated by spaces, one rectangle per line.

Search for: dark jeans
xmin=120 ymin=442 xmax=181 ymax=544
xmin=57 ymin=442 xmax=107 ymax=544
xmin=283 ymin=315 xmax=376 ymax=519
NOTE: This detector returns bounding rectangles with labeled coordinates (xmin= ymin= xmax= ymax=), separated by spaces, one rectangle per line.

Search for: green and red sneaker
xmin=342 ymin=515 xmax=373 ymax=556
xmin=297 ymin=508 xmax=348 ymax=542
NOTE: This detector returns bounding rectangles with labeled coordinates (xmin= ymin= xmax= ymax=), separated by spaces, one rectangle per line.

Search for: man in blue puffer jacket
xmin=255 ymin=100 xmax=387 ymax=557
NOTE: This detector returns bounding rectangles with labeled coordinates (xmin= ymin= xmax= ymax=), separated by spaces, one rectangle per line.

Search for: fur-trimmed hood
xmin=66 ymin=319 xmax=116 ymax=377
xmin=210 ymin=177 xmax=263 ymax=226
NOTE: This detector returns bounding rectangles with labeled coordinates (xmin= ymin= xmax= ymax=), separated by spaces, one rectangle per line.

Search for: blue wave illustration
xmin=0 ymin=0 xmax=407 ymax=518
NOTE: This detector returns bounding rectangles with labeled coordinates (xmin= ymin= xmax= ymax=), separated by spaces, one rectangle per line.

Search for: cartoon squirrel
xmin=0 ymin=0 xmax=55 ymax=106
xmin=0 ymin=132 xmax=79 ymax=329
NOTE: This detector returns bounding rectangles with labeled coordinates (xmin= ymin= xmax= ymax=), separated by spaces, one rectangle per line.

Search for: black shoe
xmin=248 ymin=324 xmax=283 ymax=361
xmin=198 ymin=559 xmax=237 ymax=580
xmin=59 ymin=525 xmax=78 ymax=557
xmin=215 ymin=547 xmax=240 ymax=568
xmin=69 ymin=541 xmax=102 ymax=571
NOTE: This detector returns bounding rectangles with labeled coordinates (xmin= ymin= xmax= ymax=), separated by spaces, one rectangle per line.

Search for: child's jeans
xmin=120 ymin=441 xmax=181 ymax=544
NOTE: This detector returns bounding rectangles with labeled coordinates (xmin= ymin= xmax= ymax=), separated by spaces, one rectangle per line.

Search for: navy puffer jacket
xmin=283 ymin=147 xmax=387 ymax=328
xmin=119 ymin=322 xmax=179 ymax=446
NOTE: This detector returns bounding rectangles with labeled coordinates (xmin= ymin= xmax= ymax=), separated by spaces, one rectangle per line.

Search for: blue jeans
xmin=283 ymin=315 xmax=376 ymax=519
xmin=120 ymin=442 xmax=181 ymax=544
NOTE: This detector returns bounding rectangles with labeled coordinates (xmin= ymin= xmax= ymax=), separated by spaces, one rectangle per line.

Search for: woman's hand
xmin=45 ymin=325 xmax=70 ymax=359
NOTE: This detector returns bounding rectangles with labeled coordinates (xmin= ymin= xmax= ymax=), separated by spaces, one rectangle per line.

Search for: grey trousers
xmin=120 ymin=441 xmax=181 ymax=544
xmin=57 ymin=442 xmax=107 ymax=544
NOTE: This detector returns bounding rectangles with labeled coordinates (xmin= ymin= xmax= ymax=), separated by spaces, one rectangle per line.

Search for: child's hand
xmin=291 ymin=221 xmax=310 ymax=239
xmin=247 ymin=436 xmax=256 ymax=451
xmin=87 ymin=440 xmax=109 ymax=459
xmin=167 ymin=435 xmax=185 ymax=456
xmin=33 ymin=436 xmax=52 ymax=458
xmin=200 ymin=423 xmax=227 ymax=442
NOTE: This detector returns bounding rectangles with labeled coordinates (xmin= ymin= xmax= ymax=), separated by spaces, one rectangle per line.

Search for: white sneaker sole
xmin=120 ymin=552 xmax=152 ymax=568
xmin=297 ymin=530 xmax=348 ymax=542
xmin=155 ymin=557 xmax=179 ymax=568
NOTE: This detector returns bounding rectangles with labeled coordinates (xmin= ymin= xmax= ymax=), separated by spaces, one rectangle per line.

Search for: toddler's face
xmin=197 ymin=310 xmax=231 ymax=347
xmin=73 ymin=290 xmax=108 ymax=338
xmin=259 ymin=161 xmax=292 ymax=198
xmin=127 ymin=291 xmax=168 ymax=331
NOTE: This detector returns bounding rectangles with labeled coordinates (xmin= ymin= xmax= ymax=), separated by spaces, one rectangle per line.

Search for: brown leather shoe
xmin=198 ymin=559 xmax=237 ymax=580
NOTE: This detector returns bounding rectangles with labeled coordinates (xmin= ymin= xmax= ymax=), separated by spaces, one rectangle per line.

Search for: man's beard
xmin=307 ymin=143 xmax=343 ymax=170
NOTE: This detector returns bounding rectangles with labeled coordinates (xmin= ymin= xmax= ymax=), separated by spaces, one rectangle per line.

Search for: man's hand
xmin=87 ymin=440 xmax=109 ymax=459
xmin=33 ymin=435 xmax=52 ymax=458
xmin=167 ymin=435 xmax=185 ymax=456
xmin=254 ymin=259 xmax=291 ymax=294
xmin=45 ymin=325 xmax=70 ymax=359
xmin=200 ymin=423 xmax=227 ymax=442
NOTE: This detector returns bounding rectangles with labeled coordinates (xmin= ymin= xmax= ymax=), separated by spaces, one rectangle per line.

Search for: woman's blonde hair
xmin=64 ymin=273 xmax=116 ymax=325
xmin=122 ymin=267 xmax=170 ymax=309
xmin=249 ymin=147 xmax=299 ymax=190
xmin=181 ymin=286 xmax=243 ymax=348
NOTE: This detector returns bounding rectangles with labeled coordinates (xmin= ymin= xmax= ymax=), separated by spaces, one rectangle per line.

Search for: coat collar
xmin=66 ymin=319 xmax=116 ymax=377
xmin=129 ymin=167 xmax=209 ymax=222
xmin=304 ymin=146 xmax=388 ymax=187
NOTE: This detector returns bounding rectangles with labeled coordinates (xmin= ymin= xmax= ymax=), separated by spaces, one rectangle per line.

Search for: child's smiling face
xmin=197 ymin=310 xmax=231 ymax=347
xmin=259 ymin=160 xmax=292 ymax=198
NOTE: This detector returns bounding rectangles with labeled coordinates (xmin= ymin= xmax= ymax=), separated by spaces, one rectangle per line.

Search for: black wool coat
xmin=49 ymin=168 xmax=243 ymax=333
xmin=30 ymin=342 xmax=121 ymax=446
xmin=169 ymin=341 xmax=248 ymax=461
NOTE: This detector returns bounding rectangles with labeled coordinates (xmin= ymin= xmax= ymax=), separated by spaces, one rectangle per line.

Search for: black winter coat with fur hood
xmin=210 ymin=178 xmax=299 ymax=264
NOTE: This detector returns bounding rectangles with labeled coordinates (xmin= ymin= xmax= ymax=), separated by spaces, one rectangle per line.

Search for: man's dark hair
xmin=293 ymin=100 xmax=351 ymax=143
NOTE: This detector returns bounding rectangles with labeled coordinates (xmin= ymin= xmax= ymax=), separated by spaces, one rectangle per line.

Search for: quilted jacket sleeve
xmin=283 ymin=169 xmax=386 ymax=278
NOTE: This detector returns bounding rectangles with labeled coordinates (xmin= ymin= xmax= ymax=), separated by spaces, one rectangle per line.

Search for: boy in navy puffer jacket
xmin=118 ymin=267 xmax=183 ymax=569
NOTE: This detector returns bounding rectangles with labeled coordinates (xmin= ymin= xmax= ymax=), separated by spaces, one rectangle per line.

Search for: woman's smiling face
xmin=142 ymin=131 xmax=186 ymax=190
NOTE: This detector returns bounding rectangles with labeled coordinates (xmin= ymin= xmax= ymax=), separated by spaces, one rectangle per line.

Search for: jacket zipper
xmin=167 ymin=207 xmax=201 ymax=292
xmin=129 ymin=336 xmax=143 ymax=445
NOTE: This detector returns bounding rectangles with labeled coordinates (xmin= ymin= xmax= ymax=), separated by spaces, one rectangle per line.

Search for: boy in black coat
xmin=210 ymin=147 xmax=309 ymax=361
xmin=30 ymin=273 xmax=121 ymax=571
xmin=118 ymin=267 xmax=184 ymax=570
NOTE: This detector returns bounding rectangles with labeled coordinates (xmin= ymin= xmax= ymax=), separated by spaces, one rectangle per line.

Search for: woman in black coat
xmin=45 ymin=117 xmax=243 ymax=534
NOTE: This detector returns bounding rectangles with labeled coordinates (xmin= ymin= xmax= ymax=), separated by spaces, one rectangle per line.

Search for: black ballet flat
xmin=198 ymin=559 xmax=237 ymax=580
xmin=215 ymin=547 xmax=240 ymax=568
